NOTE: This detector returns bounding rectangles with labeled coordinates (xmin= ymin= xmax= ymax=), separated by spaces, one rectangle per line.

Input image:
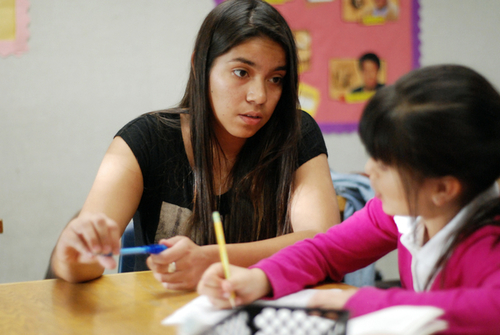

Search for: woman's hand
xmin=307 ymin=288 xmax=359 ymax=310
xmin=147 ymin=236 xmax=215 ymax=290
xmin=197 ymin=264 xmax=272 ymax=309
xmin=53 ymin=212 xmax=121 ymax=271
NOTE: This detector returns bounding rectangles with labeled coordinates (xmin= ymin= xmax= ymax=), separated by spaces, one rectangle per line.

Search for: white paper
xmin=162 ymin=289 xmax=335 ymax=334
xmin=347 ymin=305 xmax=447 ymax=335
xmin=163 ymin=290 xmax=447 ymax=335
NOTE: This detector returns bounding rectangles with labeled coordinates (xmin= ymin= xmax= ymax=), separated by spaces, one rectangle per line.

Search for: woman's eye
xmin=270 ymin=76 xmax=283 ymax=84
xmin=234 ymin=69 xmax=248 ymax=78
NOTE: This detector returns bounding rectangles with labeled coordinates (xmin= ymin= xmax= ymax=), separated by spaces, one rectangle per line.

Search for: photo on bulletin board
xmin=329 ymin=52 xmax=387 ymax=103
xmin=0 ymin=0 xmax=30 ymax=57
xmin=342 ymin=0 xmax=400 ymax=25
xmin=213 ymin=0 xmax=420 ymax=133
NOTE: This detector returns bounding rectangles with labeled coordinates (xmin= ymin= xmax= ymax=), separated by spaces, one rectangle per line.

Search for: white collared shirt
xmin=394 ymin=183 xmax=499 ymax=292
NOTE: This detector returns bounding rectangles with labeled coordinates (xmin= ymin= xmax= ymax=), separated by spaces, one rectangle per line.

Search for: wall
xmin=1 ymin=0 xmax=500 ymax=283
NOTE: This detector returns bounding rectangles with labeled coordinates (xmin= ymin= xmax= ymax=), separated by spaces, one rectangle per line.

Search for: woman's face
xmin=365 ymin=157 xmax=409 ymax=216
xmin=208 ymin=36 xmax=287 ymax=145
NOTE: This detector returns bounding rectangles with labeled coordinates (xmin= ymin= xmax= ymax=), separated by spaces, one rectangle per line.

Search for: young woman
xmin=198 ymin=64 xmax=500 ymax=334
xmin=49 ymin=0 xmax=339 ymax=290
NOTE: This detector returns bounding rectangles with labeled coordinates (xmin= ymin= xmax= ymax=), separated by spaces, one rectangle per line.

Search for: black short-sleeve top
xmin=116 ymin=110 xmax=327 ymax=268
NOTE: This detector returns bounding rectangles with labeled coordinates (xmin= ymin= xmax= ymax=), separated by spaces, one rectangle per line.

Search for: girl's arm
xmin=51 ymin=137 xmax=143 ymax=282
xmin=198 ymin=197 xmax=399 ymax=308
xmin=149 ymin=153 xmax=340 ymax=290
xmin=253 ymin=197 xmax=399 ymax=298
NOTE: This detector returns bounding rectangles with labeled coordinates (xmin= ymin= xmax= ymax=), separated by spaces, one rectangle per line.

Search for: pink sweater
xmin=253 ymin=198 xmax=500 ymax=334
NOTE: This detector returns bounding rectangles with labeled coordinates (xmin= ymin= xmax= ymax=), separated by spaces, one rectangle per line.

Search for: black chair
xmin=118 ymin=220 xmax=136 ymax=273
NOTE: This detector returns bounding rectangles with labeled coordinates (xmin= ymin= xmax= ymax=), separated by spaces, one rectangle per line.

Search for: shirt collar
xmin=394 ymin=183 xmax=499 ymax=291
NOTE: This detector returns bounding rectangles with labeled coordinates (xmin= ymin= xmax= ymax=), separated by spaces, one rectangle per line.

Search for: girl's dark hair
xmin=159 ymin=0 xmax=300 ymax=245
xmin=359 ymin=64 xmax=500 ymax=288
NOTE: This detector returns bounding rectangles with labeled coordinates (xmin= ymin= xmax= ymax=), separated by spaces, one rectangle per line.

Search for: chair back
xmin=118 ymin=220 xmax=136 ymax=273
xmin=332 ymin=171 xmax=376 ymax=287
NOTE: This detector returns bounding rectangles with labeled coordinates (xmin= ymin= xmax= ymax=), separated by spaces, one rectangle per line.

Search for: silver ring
xmin=167 ymin=261 xmax=176 ymax=274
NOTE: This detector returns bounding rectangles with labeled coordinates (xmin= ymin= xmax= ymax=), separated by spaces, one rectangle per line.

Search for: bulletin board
xmin=0 ymin=0 xmax=30 ymax=57
xmin=214 ymin=0 xmax=420 ymax=133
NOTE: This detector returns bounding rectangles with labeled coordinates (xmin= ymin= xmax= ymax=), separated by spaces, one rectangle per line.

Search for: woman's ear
xmin=431 ymin=176 xmax=462 ymax=207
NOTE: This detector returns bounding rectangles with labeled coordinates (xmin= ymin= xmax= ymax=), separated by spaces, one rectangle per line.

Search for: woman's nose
xmin=246 ymin=80 xmax=267 ymax=105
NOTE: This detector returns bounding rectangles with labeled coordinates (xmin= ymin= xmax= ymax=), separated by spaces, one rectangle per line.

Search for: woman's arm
xmin=148 ymin=153 xmax=340 ymax=290
xmin=228 ymin=153 xmax=340 ymax=263
xmin=50 ymin=137 xmax=143 ymax=282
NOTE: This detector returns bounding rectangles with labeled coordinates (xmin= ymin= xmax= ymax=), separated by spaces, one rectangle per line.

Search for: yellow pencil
xmin=212 ymin=211 xmax=236 ymax=308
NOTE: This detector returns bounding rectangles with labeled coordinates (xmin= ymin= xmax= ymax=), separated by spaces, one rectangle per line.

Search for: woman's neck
xmin=180 ymin=114 xmax=246 ymax=164
xmin=180 ymin=113 xmax=243 ymax=195
xmin=215 ymin=130 xmax=246 ymax=163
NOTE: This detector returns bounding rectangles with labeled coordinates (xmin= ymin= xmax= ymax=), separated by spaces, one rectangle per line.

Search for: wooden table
xmin=0 ymin=271 xmax=352 ymax=335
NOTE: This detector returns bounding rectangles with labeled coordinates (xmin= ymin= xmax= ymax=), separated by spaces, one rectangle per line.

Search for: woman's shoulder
xmin=300 ymin=110 xmax=319 ymax=131
xmin=297 ymin=110 xmax=327 ymax=164
xmin=116 ymin=110 xmax=182 ymax=141
xmin=126 ymin=110 xmax=182 ymax=127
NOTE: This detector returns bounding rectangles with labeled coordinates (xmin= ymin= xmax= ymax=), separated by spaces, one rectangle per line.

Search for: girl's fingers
xmin=198 ymin=266 xmax=225 ymax=295
xmin=207 ymin=296 xmax=233 ymax=309
xmin=197 ymin=263 xmax=248 ymax=307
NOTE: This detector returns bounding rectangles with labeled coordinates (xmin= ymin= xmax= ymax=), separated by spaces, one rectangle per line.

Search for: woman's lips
xmin=239 ymin=113 xmax=263 ymax=125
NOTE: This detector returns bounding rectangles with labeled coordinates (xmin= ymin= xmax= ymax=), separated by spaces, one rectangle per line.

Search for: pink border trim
xmin=0 ymin=0 xmax=30 ymax=57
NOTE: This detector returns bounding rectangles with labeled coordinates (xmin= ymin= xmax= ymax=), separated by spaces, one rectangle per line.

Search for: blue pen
xmin=99 ymin=244 xmax=167 ymax=257
xmin=119 ymin=244 xmax=167 ymax=255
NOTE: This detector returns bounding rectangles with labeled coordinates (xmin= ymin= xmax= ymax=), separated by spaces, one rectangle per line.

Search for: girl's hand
xmin=197 ymin=264 xmax=272 ymax=309
xmin=147 ymin=236 xmax=213 ymax=290
xmin=54 ymin=212 xmax=121 ymax=270
xmin=307 ymin=288 xmax=359 ymax=310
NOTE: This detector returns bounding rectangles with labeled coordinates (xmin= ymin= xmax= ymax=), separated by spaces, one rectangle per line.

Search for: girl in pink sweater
xmin=197 ymin=65 xmax=500 ymax=334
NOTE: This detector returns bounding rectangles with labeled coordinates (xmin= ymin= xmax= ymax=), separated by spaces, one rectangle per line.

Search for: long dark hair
xmin=157 ymin=0 xmax=300 ymax=245
xmin=359 ymin=64 xmax=500 ymax=288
